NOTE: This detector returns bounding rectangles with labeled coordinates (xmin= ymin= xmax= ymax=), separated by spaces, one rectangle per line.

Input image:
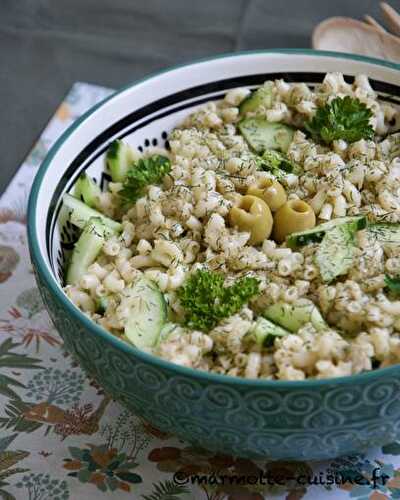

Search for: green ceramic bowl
xmin=28 ymin=49 xmax=400 ymax=461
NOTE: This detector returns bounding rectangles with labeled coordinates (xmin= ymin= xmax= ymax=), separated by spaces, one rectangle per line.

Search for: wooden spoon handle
xmin=312 ymin=17 xmax=400 ymax=63
xmin=364 ymin=15 xmax=387 ymax=33
xmin=381 ymin=2 xmax=400 ymax=36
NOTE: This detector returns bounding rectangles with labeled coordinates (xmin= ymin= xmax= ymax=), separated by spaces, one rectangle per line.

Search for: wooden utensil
xmin=312 ymin=16 xmax=400 ymax=63
xmin=381 ymin=2 xmax=400 ymax=36
xmin=364 ymin=14 xmax=387 ymax=33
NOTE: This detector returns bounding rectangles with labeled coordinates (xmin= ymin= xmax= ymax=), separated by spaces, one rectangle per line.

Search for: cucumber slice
xmin=63 ymin=193 xmax=122 ymax=235
xmin=315 ymin=224 xmax=357 ymax=283
xmin=239 ymin=83 xmax=273 ymax=115
xmin=106 ymin=140 xmax=139 ymax=182
xmin=384 ymin=275 xmax=400 ymax=295
xmin=124 ymin=278 xmax=167 ymax=348
xmin=263 ymin=299 xmax=327 ymax=333
xmin=238 ymin=117 xmax=295 ymax=154
xmin=250 ymin=317 xmax=290 ymax=347
xmin=156 ymin=322 xmax=179 ymax=347
xmin=74 ymin=173 xmax=101 ymax=208
xmin=367 ymin=223 xmax=400 ymax=245
xmin=66 ymin=218 xmax=106 ymax=285
xmin=287 ymin=215 xmax=367 ymax=248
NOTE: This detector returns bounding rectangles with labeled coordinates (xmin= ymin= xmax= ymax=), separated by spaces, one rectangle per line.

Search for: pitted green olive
xmin=225 ymin=192 xmax=243 ymax=207
xmin=247 ymin=178 xmax=287 ymax=211
xmin=273 ymin=199 xmax=316 ymax=243
xmin=229 ymin=195 xmax=273 ymax=245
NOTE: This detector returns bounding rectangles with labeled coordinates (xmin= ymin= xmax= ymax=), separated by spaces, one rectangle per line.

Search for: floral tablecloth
xmin=1 ymin=83 xmax=400 ymax=500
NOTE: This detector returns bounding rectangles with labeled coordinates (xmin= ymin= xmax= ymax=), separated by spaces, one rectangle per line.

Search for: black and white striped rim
xmin=47 ymin=71 xmax=400 ymax=274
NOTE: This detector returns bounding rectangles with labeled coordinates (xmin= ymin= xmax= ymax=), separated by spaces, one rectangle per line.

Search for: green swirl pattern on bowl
xmin=34 ymin=265 xmax=400 ymax=460
xmin=28 ymin=49 xmax=400 ymax=460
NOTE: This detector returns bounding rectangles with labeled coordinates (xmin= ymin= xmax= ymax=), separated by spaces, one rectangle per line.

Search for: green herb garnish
xmin=384 ymin=275 xmax=400 ymax=295
xmin=305 ymin=96 xmax=374 ymax=145
xmin=259 ymin=148 xmax=300 ymax=175
xmin=120 ymin=155 xmax=171 ymax=203
xmin=177 ymin=269 xmax=260 ymax=331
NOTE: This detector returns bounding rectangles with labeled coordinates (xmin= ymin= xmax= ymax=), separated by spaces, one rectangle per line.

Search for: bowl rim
xmin=28 ymin=48 xmax=400 ymax=389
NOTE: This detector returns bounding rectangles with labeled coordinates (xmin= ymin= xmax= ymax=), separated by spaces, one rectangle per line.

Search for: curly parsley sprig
xmin=177 ymin=269 xmax=260 ymax=331
xmin=305 ymin=96 xmax=374 ymax=145
xmin=258 ymin=149 xmax=301 ymax=178
xmin=120 ymin=155 xmax=171 ymax=204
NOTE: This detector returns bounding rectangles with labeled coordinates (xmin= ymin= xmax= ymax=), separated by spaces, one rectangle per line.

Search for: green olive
xmin=229 ymin=195 xmax=273 ymax=245
xmin=273 ymin=199 xmax=316 ymax=243
xmin=225 ymin=192 xmax=243 ymax=207
xmin=247 ymin=178 xmax=287 ymax=211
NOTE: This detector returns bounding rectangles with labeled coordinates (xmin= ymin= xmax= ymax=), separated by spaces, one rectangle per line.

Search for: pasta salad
xmin=63 ymin=72 xmax=400 ymax=381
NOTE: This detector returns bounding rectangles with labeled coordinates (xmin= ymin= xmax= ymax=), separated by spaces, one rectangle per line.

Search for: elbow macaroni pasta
xmin=65 ymin=72 xmax=400 ymax=380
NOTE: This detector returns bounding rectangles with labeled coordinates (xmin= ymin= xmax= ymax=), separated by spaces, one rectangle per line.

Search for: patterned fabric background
xmin=1 ymin=82 xmax=400 ymax=500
